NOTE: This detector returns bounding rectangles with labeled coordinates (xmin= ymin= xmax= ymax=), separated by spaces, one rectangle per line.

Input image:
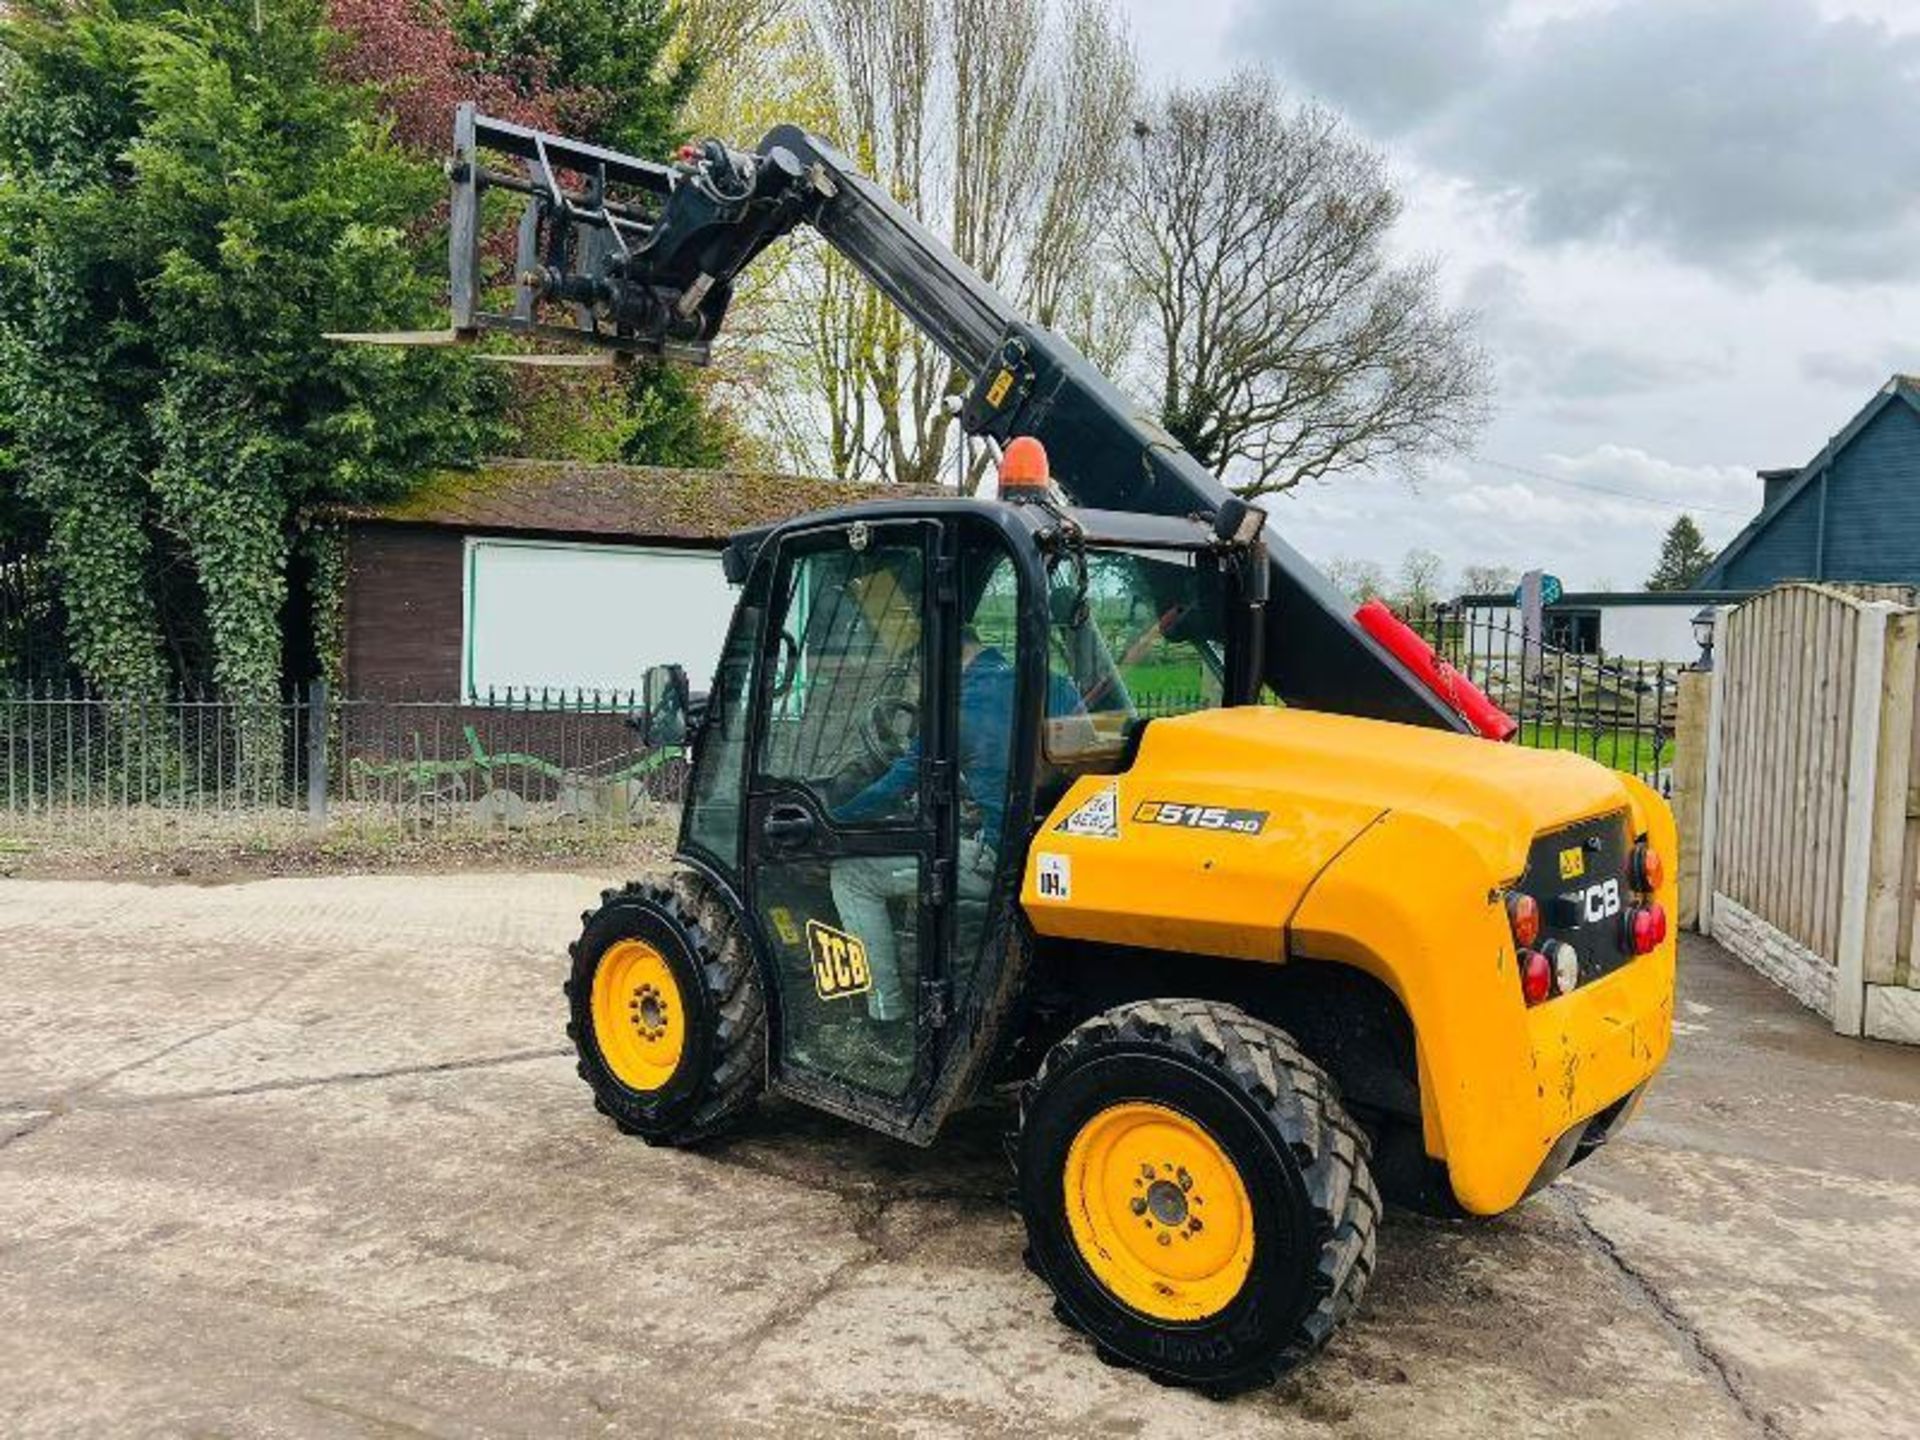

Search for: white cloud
xmin=1234 ymin=0 xmax=1920 ymax=283
xmin=1108 ymin=0 xmax=1920 ymax=593
xmin=1278 ymin=445 xmax=1756 ymax=594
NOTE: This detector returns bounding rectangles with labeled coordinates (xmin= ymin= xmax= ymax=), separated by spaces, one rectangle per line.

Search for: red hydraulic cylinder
xmin=1353 ymin=599 xmax=1518 ymax=742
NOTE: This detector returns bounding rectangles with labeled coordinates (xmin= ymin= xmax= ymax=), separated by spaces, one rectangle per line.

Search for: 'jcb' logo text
xmin=1578 ymin=878 xmax=1621 ymax=924
xmin=807 ymin=920 xmax=872 ymax=1001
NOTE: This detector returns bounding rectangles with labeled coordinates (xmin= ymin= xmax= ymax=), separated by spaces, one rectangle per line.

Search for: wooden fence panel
xmin=1711 ymin=585 xmax=1860 ymax=961
xmin=1706 ymin=584 xmax=1920 ymax=1039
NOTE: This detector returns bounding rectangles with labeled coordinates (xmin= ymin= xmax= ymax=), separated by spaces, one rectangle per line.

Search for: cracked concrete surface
xmin=1 ymin=875 xmax=1915 ymax=1438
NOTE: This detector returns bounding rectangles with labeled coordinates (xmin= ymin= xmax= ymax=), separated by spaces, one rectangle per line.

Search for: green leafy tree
xmin=1646 ymin=514 xmax=1715 ymax=592
xmin=451 ymin=0 xmax=695 ymax=156
xmin=0 ymin=6 xmax=171 ymax=694
xmin=0 ymin=0 xmax=502 ymax=702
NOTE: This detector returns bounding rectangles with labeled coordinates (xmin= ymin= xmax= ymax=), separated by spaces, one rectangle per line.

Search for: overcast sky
xmin=1114 ymin=0 xmax=1920 ymax=592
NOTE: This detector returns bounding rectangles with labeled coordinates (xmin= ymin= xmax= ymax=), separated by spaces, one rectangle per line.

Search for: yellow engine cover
xmin=1022 ymin=706 xmax=1627 ymax=958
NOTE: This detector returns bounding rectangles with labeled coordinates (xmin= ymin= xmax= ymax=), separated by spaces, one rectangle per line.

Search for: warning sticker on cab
xmin=1054 ymin=782 xmax=1121 ymax=839
xmin=1133 ymin=801 xmax=1268 ymax=835
xmin=1034 ymin=852 xmax=1072 ymax=901
xmin=1558 ymin=846 xmax=1586 ymax=880
xmin=769 ymin=905 xmax=803 ymax=946
xmin=807 ymin=920 xmax=872 ymax=1000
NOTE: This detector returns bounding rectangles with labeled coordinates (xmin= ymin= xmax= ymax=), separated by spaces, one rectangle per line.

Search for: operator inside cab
xmin=830 ymin=547 xmax=1086 ymax=1036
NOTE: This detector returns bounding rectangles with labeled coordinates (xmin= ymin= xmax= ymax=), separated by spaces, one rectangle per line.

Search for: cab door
xmin=743 ymin=519 xmax=952 ymax=1121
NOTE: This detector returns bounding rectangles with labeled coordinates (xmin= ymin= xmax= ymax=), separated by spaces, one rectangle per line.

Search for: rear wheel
xmin=564 ymin=870 xmax=765 ymax=1144
xmin=1016 ymin=999 xmax=1378 ymax=1394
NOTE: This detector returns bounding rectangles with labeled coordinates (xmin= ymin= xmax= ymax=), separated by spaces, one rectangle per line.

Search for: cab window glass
xmin=685 ymin=565 xmax=767 ymax=871
xmin=1045 ymin=549 xmax=1226 ymax=764
xmin=758 ymin=538 xmax=925 ymax=822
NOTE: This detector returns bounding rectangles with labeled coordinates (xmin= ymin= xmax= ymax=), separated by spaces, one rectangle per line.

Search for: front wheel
xmin=1016 ymin=999 xmax=1379 ymax=1394
xmin=564 ymin=870 xmax=765 ymax=1144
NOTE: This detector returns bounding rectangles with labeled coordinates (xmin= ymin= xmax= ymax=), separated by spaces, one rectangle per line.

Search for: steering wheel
xmin=770 ymin=630 xmax=800 ymax=698
xmin=859 ymin=696 xmax=920 ymax=768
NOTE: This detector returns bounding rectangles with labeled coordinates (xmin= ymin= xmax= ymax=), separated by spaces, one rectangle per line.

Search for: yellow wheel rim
xmin=590 ymin=939 xmax=686 ymax=1092
xmin=1062 ymin=1101 xmax=1256 ymax=1323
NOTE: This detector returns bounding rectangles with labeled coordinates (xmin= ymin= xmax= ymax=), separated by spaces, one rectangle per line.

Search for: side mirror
xmin=637 ymin=663 xmax=691 ymax=747
xmin=1046 ymin=549 xmax=1090 ymax=630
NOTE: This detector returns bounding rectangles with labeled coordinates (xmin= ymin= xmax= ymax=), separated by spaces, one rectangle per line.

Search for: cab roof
xmin=721 ymin=494 xmax=1224 ymax=583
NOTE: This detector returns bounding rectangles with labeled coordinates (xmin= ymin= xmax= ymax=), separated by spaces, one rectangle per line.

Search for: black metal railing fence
xmin=1125 ymin=618 xmax=1677 ymax=791
xmin=1405 ymin=604 xmax=1681 ymax=789
xmin=2 ymin=609 xmax=1682 ymax=841
xmin=0 ymin=683 xmax=688 ymax=835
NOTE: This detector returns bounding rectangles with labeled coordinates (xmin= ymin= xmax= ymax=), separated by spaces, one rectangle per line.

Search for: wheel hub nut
xmin=1145 ymin=1178 xmax=1189 ymax=1228
xmin=631 ymin=985 xmax=669 ymax=1040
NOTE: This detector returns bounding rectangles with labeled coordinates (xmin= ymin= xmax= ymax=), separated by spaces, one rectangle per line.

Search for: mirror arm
xmin=1232 ymin=541 xmax=1270 ymax=705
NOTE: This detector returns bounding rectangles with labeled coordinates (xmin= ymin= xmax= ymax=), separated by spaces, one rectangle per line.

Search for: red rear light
xmin=1631 ymin=841 xmax=1665 ymax=893
xmin=1520 ymin=948 xmax=1553 ymax=1006
xmin=1627 ymin=902 xmax=1668 ymax=955
xmin=1506 ymin=892 xmax=1542 ymax=949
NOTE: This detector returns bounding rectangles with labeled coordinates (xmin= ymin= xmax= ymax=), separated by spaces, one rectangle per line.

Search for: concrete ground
xmin=0 ymin=875 xmax=1915 ymax=1439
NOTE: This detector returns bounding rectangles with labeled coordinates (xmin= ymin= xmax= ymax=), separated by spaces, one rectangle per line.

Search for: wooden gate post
xmin=1834 ymin=604 xmax=1897 ymax=1036
xmin=1671 ymin=670 xmax=1711 ymax=931
xmin=1862 ymin=608 xmax=1919 ymax=1041
xmin=1696 ymin=606 xmax=1735 ymax=939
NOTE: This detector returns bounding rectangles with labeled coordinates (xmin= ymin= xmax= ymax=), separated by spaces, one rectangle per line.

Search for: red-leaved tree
xmin=326 ymin=0 xmax=560 ymax=150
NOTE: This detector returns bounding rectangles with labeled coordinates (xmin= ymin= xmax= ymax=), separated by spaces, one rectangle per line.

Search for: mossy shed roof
xmin=322 ymin=459 xmax=944 ymax=544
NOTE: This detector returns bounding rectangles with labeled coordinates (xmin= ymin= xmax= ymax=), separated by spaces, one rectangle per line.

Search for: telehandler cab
xmin=354 ymin=106 xmax=1679 ymax=1393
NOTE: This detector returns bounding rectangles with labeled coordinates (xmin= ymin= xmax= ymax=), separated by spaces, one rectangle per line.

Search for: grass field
xmin=1108 ymin=653 xmax=1667 ymax=778
xmin=1516 ymin=724 xmax=1666 ymax=778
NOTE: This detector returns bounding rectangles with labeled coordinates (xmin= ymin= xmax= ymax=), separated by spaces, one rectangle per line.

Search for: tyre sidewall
xmin=1021 ymin=1045 xmax=1319 ymax=1387
xmin=571 ymin=896 xmax=716 ymax=1134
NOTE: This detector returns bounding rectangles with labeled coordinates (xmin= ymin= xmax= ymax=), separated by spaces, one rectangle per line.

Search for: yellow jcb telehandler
xmin=354 ymin=106 xmax=1678 ymax=1393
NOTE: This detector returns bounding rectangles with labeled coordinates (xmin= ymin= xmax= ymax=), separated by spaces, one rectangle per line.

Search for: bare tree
xmin=1459 ymin=563 xmax=1518 ymax=597
xmin=1394 ymin=547 xmax=1448 ymax=613
xmin=1323 ymin=556 xmax=1387 ymax=603
xmin=1116 ymin=71 xmax=1489 ymax=497
xmin=746 ymin=0 xmax=1138 ymax=485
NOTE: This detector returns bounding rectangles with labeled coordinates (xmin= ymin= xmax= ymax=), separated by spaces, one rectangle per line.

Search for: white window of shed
xmin=463 ymin=537 xmax=735 ymax=700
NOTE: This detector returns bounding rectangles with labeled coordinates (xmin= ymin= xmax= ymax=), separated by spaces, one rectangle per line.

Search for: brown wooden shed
xmin=320 ymin=459 xmax=913 ymax=699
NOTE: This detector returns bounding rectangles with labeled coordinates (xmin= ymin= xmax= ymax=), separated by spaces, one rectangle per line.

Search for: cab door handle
xmin=762 ymin=804 xmax=816 ymax=848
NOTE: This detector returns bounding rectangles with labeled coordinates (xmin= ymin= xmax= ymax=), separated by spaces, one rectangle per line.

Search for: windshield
xmin=1044 ymin=546 xmax=1229 ymax=765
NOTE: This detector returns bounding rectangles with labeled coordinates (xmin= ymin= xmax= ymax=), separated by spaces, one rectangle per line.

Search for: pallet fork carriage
xmin=343 ymin=106 xmax=1679 ymax=1393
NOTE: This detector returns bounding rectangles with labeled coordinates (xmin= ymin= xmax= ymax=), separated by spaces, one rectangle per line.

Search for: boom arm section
xmin=435 ymin=104 xmax=1470 ymax=732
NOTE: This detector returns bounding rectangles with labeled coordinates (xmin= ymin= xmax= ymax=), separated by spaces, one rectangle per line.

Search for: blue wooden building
xmin=1698 ymin=375 xmax=1920 ymax=590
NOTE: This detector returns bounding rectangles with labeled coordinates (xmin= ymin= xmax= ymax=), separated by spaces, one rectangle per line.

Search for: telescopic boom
xmin=415 ymin=104 xmax=1476 ymax=731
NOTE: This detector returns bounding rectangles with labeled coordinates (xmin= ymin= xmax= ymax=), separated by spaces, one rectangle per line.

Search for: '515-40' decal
xmin=1133 ymin=800 xmax=1269 ymax=835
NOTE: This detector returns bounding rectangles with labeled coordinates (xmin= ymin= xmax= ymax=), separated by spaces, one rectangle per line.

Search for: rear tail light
xmin=1627 ymin=902 xmax=1668 ymax=955
xmin=1506 ymin=892 xmax=1542 ymax=949
xmin=1630 ymin=841 xmax=1665 ymax=893
xmin=1519 ymin=948 xmax=1553 ymax=1006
